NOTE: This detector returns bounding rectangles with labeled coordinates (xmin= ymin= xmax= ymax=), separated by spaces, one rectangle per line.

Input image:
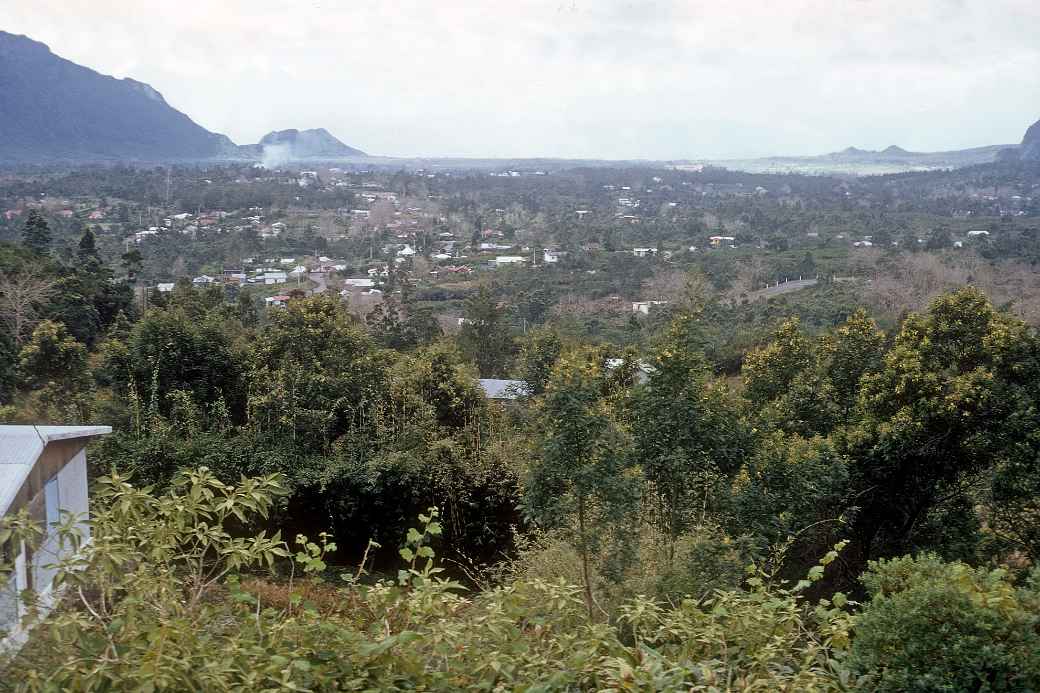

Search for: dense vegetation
xmin=3 ymin=161 xmax=1040 ymax=690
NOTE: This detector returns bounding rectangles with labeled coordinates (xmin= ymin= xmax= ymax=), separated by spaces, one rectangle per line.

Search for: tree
xmin=513 ymin=328 xmax=562 ymax=396
xmin=843 ymin=288 xmax=1040 ymax=582
xmin=524 ymin=347 xmax=638 ymax=616
xmin=630 ymin=318 xmax=751 ymax=555
xmin=742 ymin=317 xmax=815 ymax=407
xmin=457 ymin=285 xmax=513 ymax=377
xmin=18 ymin=319 xmax=90 ymax=392
xmin=248 ymin=295 xmax=383 ymax=450
xmin=21 ymin=210 xmax=51 ymax=255
xmin=121 ymin=248 xmax=143 ymax=282
xmin=819 ymin=310 xmax=885 ymax=425
xmin=0 ymin=270 xmax=59 ymax=347
xmin=77 ymin=226 xmax=100 ymax=261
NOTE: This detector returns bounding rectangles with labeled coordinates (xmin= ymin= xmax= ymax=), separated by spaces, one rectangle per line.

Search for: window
xmin=44 ymin=475 xmax=59 ymax=527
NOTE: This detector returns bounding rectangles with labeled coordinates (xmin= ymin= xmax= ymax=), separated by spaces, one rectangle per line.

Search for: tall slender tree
xmin=22 ymin=210 xmax=52 ymax=255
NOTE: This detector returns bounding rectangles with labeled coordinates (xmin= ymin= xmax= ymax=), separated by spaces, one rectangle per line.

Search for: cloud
xmin=4 ymin=0 xmax=1039 ymax=158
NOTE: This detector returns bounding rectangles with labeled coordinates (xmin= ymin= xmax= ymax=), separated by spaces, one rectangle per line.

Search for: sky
xmin=5 ymin=0 xmax=1040 ymax=160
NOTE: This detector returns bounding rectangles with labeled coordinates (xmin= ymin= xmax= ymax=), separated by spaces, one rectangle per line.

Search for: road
xmin=308 ymin=271 xmax=329 ymax=295
xmin=748 ymin=278 xmax=818 ymax=301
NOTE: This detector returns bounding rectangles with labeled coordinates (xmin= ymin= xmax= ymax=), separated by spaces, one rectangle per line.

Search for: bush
xmin=850 ymin=554 xmax=1040 ymax=692
xmin=2 ymin=471 xmax=858 ymax=692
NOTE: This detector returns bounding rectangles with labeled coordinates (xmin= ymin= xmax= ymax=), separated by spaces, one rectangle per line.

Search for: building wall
xmin=32 ymin=450 xmax=89 ymax=603
xmin=2 ymin=449 xmax=90 ymax=640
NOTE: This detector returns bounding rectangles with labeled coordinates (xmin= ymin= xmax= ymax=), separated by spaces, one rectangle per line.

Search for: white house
xmin=396 ymin=245 xmax=416 ymax=257
xmin=493 ymin=256 xmax=526 ymax=267
xmin=708 ymin=236 xmax=736 ymax=248
xmin=265 ymin=295 xmax=290 ymax=308
xmin=1 ymin=425 xmax=110 ymax=649
xmin=261 ymin=272 xmax=287 ymax=285
xmin=632 ymin=248 xmax=657 ymax=258
xmin=155 ymin=282 xmax=175 ymax=293
xmin=967 ymin=230 xmax=990 ymax=237
xmin=343 ymin=278 xmax=375 ymax=289
xmin=543 ymin=249 xmax=562 ymax=264
xmin=192 ymin=275 xmax=216 ymax=286
xmin=632 ymin=300 xmax=669 ymax=315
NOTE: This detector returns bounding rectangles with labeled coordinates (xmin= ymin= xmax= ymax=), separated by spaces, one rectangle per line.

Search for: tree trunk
xmin=577 ymin=495 xmax=594 ymax=619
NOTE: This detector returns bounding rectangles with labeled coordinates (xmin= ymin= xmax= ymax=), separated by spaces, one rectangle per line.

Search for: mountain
xmin=699 ymin=143 xmax=1018 ymax=175
xmin=251 ymin=128 xmax=365 ymax=158
xmin=0 ymin=31 xmax=238 ymax=161
xmin=1022 ymin=119 xmax=1040 ymax=161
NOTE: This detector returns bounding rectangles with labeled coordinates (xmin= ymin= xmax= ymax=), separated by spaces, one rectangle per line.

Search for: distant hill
xmin=1022 ymin=119 xmax=1040 ymax=161
xmin=254 ymin=129 xmax=365 ymax=158
xmin=697 ymin=143 xmax=1018 ymax=175
xmin=0 ymin=31 xmax=238 ymax=161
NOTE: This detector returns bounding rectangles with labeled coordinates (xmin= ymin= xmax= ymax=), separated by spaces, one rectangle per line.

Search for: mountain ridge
xmin=0 ymin=31 xmax=239 ymax=161
xmin=1022 ymin=119 xmax=1040 ymax=161
xmin=0 ymin=32 xmax=366 ymax=163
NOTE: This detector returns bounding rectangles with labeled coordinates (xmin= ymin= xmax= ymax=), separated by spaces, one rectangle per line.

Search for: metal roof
xmin=478 ymin=379 xmax=531 ymax=400
xmin=0 ymin=425 xmax=111 ymax=516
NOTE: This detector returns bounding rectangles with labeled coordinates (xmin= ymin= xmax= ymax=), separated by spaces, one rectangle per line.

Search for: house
xmin=279 ymin=258 xmax=295 ymax=266
xmin=605 ymin=358 xmax=656 ymax=385
xmin=396 ymin=245 xmax=416 ymax=257
xmin=478 ymin=379 xmax=531 ymax=401
xmin=265 ymin=295 xmax=291 ymax=308
xmin=708 ymin=236 xmax=736 ymax=248
xmin=853 ymin=240 xmax=874 ymax=247
xmin=632 ymin=248 xmax=657 ymax=258
xmin=1 ymin=425 xmax=111 ymax=649
xmin=543 ymin=249 xmax=563 ymax=264
xmin=492 ymin=256 xmax=526 ymax=268
xmin=155 ymin=282 xmax=175 ymax=293
xmin=967 ymin=230 xmax=990 ymax=237
xmin=192 ymin=275 xmax=216 ymax=286
xmin=343 ymin=278 xmax=375 ymax=289
xmin=632 ymin=300 xmax=669 ymax=315
xmin=260 ymin=272 xmax=287 ymax=285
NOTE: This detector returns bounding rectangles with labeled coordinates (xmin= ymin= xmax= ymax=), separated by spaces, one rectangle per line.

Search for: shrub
xmin=850 ymin=554 xmax=1040 ymax=692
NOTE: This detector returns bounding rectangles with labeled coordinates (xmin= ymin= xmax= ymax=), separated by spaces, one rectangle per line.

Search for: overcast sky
xmin=5 ymin=0 xmax=1040 ymax=159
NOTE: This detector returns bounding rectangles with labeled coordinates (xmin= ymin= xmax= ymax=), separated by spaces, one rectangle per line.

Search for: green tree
xmin=630 ymin=317 xmax=751 ymax=554
xmin=458 ymin=285 xmax=513 ymax=377
xmin=524 ymin=347 xmax=638 ymax=616
xmin=21 ymin=210 xmax=51 ymax=255
xmin=844 ymin=288 xmax=1040 ymax=579
xmin=819 ymin=309 xmax=885 ymax=425
xmin=77 ymin=226 xmax=100 ymax=261
xmin=121 ymin=248 xmax=143 ymax=282
xmin=248 ymin=295 xmax=383 ymax=450
xmin=17 ymin=319 xmax=90 ymax=392
xmin=513 ymin=328 xmax=562 ymax=396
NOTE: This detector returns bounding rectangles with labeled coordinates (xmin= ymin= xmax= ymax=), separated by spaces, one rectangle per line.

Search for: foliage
xmin=2 ymin=475 xmax=860 ymax=692
xmin=850 ymin=555 xmax=1040 ymax=692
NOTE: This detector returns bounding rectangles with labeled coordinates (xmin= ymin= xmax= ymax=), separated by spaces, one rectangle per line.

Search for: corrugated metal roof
xmin=478 ymin=379 xmax=531 ymax=400
xmin=0 ymin=426 xmax=111 ymax=516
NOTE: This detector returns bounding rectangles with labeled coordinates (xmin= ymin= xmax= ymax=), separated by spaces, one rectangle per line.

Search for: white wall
xmin=32 ymin=450 xmax=90 ymax=605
